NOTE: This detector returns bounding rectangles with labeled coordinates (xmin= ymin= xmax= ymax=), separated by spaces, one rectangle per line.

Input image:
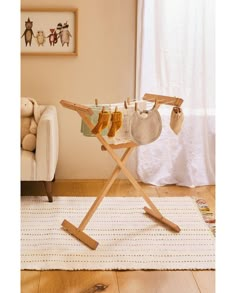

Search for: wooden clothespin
xmin=95 ymin=98 xmax=98 ymax=107
xmin=124 ymin=100 xmax=128 ymax=109
xmin=151 ymin=100 xmax=159 ymax=110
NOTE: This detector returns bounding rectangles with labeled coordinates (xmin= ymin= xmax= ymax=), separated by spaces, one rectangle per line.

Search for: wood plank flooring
xmin=21 ymin=180 xmax=215 ymax=293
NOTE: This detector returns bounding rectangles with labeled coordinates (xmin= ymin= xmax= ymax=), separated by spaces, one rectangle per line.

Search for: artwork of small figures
xmin=48 ymin=29 xmax=58 ymax=46
xmin=21 ymin=19 xmax=72 ymax=47
xmin=57 ymin=22 xmax=72 ymax=47
xmin=21 ymin=17 xmax=34 ymax=47
xmin=21 ymin=9 xmax=78 ymax=55
xmin=36 ymin=31 xmax=46 ymax=46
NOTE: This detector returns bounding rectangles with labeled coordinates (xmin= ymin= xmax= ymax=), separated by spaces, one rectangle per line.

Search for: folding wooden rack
xmin=60 ymin=93 xmax=183 ymax=250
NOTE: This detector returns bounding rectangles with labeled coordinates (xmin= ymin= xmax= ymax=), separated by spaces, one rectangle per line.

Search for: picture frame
xmin=21 ymin=8 xmax=78 ymax=56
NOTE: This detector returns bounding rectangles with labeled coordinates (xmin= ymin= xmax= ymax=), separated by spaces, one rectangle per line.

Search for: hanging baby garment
xmin=80 ymin=105 xmax=109 ymax=137
xmin=170 ymin=106 xmax=184 ymax=135
xmin=92 ymin=108 xmax=110 ymax=135
xmin=129 ymin=104 xmax=162 ymax=145
xmin=106 ymin=100 xmax=147 ymax=145
xmin=107 ymin=108 xmax=122 ymax=137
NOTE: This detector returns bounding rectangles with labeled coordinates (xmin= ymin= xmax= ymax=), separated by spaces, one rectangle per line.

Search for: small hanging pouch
xmin=129 ymin=103 xmax=162 ymax=145
xmin=170 ymin=106 xmax=184 ymax=135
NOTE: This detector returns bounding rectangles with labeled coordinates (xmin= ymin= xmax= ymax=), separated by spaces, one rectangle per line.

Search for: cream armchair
xmin=21 ymin=105 xmax=59 ymax=202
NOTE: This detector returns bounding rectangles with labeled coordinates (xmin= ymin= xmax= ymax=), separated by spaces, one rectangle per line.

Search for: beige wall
xmin=21 ymin=0 xmax=137 ymax=179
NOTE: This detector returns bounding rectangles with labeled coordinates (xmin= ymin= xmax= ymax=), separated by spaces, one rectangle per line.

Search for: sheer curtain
xmin=136 ymin=0 xmax=215 ymax=187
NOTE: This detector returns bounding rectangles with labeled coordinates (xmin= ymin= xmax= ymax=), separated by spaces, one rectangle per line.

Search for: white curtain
xmin=136 ymin=0 xmax=215 ymax=187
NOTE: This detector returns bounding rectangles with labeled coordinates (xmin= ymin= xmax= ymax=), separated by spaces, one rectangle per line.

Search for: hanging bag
xmin=129 ymin=102 xmax=162 ymax=145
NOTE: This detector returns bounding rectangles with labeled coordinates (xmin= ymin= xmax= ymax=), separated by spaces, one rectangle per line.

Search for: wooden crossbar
xmin=60 ymin=100 xmax=94 ymax=115
xmin=101 ymin=141 xmax=137 ymax=151
xmin=143 ymin=93 xmax=183 ymax=107
xmin=60 ymin=98 xmax=181 ymax=250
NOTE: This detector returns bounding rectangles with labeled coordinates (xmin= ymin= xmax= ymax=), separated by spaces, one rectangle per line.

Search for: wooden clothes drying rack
xmin=60 ymin=93 xmax=184 ymax=250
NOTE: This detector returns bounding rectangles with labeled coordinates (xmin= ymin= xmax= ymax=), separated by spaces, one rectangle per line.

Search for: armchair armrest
xmin=35 ymin=105 xmax=59 ymax=181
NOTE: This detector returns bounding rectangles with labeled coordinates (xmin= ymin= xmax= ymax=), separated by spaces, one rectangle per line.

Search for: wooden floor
xmin=21 ymin=180 xmax=215 ymax=293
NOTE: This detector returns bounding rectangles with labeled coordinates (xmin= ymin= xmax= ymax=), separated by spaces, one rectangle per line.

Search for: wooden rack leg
xmin=78 ymin=147 xmax=134 ymax=231
xmin=143 ymin=207 xmax=180 ymax=232
xmin=119 ymin=167 xmax=181 ymax=232
xmin=96 ymin=136 xmax=181 ymax=232
xmin=62 ymin=147 xmax=134 ymax=249
xmin=62 ymin=219 xmax=99 ymax=250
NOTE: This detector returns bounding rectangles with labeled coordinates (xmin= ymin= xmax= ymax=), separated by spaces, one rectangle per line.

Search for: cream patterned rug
xmin=21 ymin=196 xmax=215 ymax=270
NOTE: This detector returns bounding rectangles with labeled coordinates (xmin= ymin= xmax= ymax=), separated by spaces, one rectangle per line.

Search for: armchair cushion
xmin=21 ymin=105 xmax=59 ymax=181
xmin=21 ymin=150 xmax=36 ymax=180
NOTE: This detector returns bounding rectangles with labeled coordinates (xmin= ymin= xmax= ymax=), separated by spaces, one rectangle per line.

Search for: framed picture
xmin=21 ymin=8 xmax=78 ymax=56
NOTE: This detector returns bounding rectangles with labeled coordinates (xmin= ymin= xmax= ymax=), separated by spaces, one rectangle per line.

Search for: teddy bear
xmin=21 ymin=97 xmax=41 ymax=152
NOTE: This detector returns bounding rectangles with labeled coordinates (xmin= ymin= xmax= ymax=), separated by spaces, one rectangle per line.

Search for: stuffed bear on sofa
xmin=21 ymin=97 xmax=41 ymax=152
